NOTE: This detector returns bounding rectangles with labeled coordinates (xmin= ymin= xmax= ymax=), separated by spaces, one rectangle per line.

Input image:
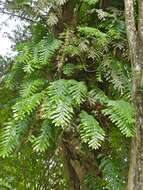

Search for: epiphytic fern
xmin=58 ymin=29 xmax=73 ymax=71
xmin=0 ymin=121 xmax=18 ymax=157
xmin=79 ymin=111 xmax=105 ymax=149
xmin=13 ymin=92 xmax=44 ymax=121
xmin=16 ymin=35 xmax=62 ymax=73
xmin=0 ymin=119 xmax=29 ymax=157
xmin=99 ymin=155 xmax=126 ymax=190
xmin=68 ymin=80 xmax=88 ymax=106
xmin=50 ymin=100 xmax=74 ymax=127
xmin=5 ymin=62 xmax=24 ymax=89
xmin=44 ymin=79 xmax=87 ymax=127
xmin=56 ymin=0 xmax=67 ymax=5
xmin=97 ymin=54 xmax=131 ymax=95
xmin=20 ymin=79 xmax=47 ymax=98
xmin=16 ymin=43 xmax=33 ymax=65
xmin=102 ymin=100 xmax=135 ymax=137
xmin=37 ymin=35 xmax=62 ymax=66
xmin=33 ymin=119 xmax=50 ymax=152
xmin=88 ymin=87 xmax=109 ymax=105
xmin=84 ymin=0 xmax=99 ymax=5
xmin=47 ymin=80 xmax=69 ymax=102
xmin=78 ymin=26 xmax=108 ymax=46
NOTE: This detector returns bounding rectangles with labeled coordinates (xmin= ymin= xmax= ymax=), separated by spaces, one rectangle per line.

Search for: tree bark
xmin=124 ymin=0 xmax=143 ymax=189
xmin=100 ymin=0 xmax=112 ymax=9
xmin=55 ymin=3 xmax=82 ymax=188
xmin=61 ymin=140 xmax=81 ymax=190
xmin=60 ymin=131 xmax=96 ymax=190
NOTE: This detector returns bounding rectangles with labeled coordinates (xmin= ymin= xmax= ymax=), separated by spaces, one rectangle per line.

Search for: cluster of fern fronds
xmin=0 ymin=0 xmax=133 ymax=189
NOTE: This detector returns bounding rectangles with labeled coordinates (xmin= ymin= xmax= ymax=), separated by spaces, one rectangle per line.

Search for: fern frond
xmin=0 ymin=121 xmax=18 ymax=157
xmin=99 ymin=156 xmax=126 ymax=190
xmin=101 ymin=55 xmax=129 ymax=93
xmin=48 ymin=79 xmax=69 ymax=102
xmin=33 ymin=119 xmax=50 ymax=152
xmin=78 ymin=27 xmax=108 ymax=45
xmin=38 ymin=35 xmax=62 ymax=66
xmin=47 ymin=13 xmax=58 ymax=26
xmin=44 ymin=80 xmax=72 ymax=127
xmin=64 ymin=44 xmax=80 ymax=57
xmin=0 ymin=119 xmax=28 ymax=157
xmin=20 ymin=79 xmax=47 ymax=98
xmin=58 ymin=29 xmax=73 ymax=71
xmin=44 ymin=79 xmax=87 ymax=127
xmin=16 ymin=35 xmax=61 ymax=73
xmin=79 ymin=111 xmax=105 ymax=149
xmin=5 ymin=62 xmax=24 ymax=89
xmin=16 ymin=44 xmax=33 ymax=65
xmin=88 ymin=87 xmax=109 ymax=105
xmin=50 ymin=100 xmax=74 ymax=127
xmin=56 ymin=0 xmax=67 ymax=5
xmin=16 ymin=43 xmax=37 ymax=74
xmin=68 ymin=80 xmax=88 ymax=105
xmin=84 ymin=0 xmax=99 ymax=5
xmin=13 ymin=92 xmax=44 ymax=121
xmin=102 ymin=100 xmax=135 ymax=137
xmin=63 ymin=63 xmax=76 ymax=76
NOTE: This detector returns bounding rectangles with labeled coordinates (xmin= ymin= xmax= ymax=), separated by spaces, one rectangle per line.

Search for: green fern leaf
xmin=0 ymin=121 xmax=18 ymax=157
xmin=68 ymin=80 xmax=88 ymax=105
xmin=50 ymin=100 xmax=74 ymax=127
xmin=79 ymin=111 xmax=105 ymax=149
xmin=33 ymin=120 xmax=50 ymax=152
xmin=102 ymin=100 xmax=135 ymax=137
xmin=20 ymin=79 xmax=47 ymax=98
xmin=13 ymin=92 xmax=44 ymax=120
xmin=99 ymin=156 xmax=126 ymax=190
xmin=48 ymin=79 xmax=69 ymax=102
xmin=44 ymin=80 xmax=72 ymax=127
xmin=88 ymin=87 xmax=109 ymax=105
xmin=84 ymin=0 xmax=99 ymax=5
xmin=101 ymin=55 xmax=129 ymax=93
xmin=0 ymin=119 xmax=28 ymax=157
xmin=47 ymin=13 xmax=58 ymax=26
xmin=38 ymin=35 xmax=62 ymax=65
xmin=16 ymin=44 xmax=33 ymax=65
xmin=5 ymin=62 xmax=24 ymax=89
xmin=63 ymin=63 xmax=76 ymax=76
xmin=78 ymin=27 xmax=108 ymax=45
xmin=44 ymin=79 xmax=87 ymax=127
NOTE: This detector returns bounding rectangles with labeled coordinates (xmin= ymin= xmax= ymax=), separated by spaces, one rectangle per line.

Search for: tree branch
xmin=0 ymin=8 xmax=34 ymax=23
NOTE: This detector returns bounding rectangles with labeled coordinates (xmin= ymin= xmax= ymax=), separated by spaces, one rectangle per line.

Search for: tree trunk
xmin=61 ymin=140 xmax=81 ymax=190
xmin=60 ymin=131 xmax=96 ymax=190
xmin=124 ymin=0 xmax=143 ymax=189
xmin=53 ymin=2 xmax=81 ymax=188
xmin=100 ymin=0 xmax=112 ymax=9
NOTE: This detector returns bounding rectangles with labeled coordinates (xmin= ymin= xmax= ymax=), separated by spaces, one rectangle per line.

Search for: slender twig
xmin=0 ymin=8 xmax=35 ymax=22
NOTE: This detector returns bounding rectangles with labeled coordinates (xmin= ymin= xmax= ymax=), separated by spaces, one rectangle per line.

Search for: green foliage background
xmin=0 ymin=0 xmax=134 ymax=189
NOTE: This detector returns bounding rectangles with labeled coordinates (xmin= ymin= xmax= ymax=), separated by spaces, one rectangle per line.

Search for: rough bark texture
xmin=61 ymin=131 xmax=96 ymax=190
xmin=54 ymin=0 xmax=75 ymax=35
xmin=61 ymin=141 xmax=80 ymax=190
xmin=124 ymin=0 xmax=143 ymax=189
xmin=100 ymin=0 xmax=112 ymax=9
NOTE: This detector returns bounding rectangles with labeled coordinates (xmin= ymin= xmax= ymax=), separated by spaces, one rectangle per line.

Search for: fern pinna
xmin=0 ymin=0 xmax=134 ymax=189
